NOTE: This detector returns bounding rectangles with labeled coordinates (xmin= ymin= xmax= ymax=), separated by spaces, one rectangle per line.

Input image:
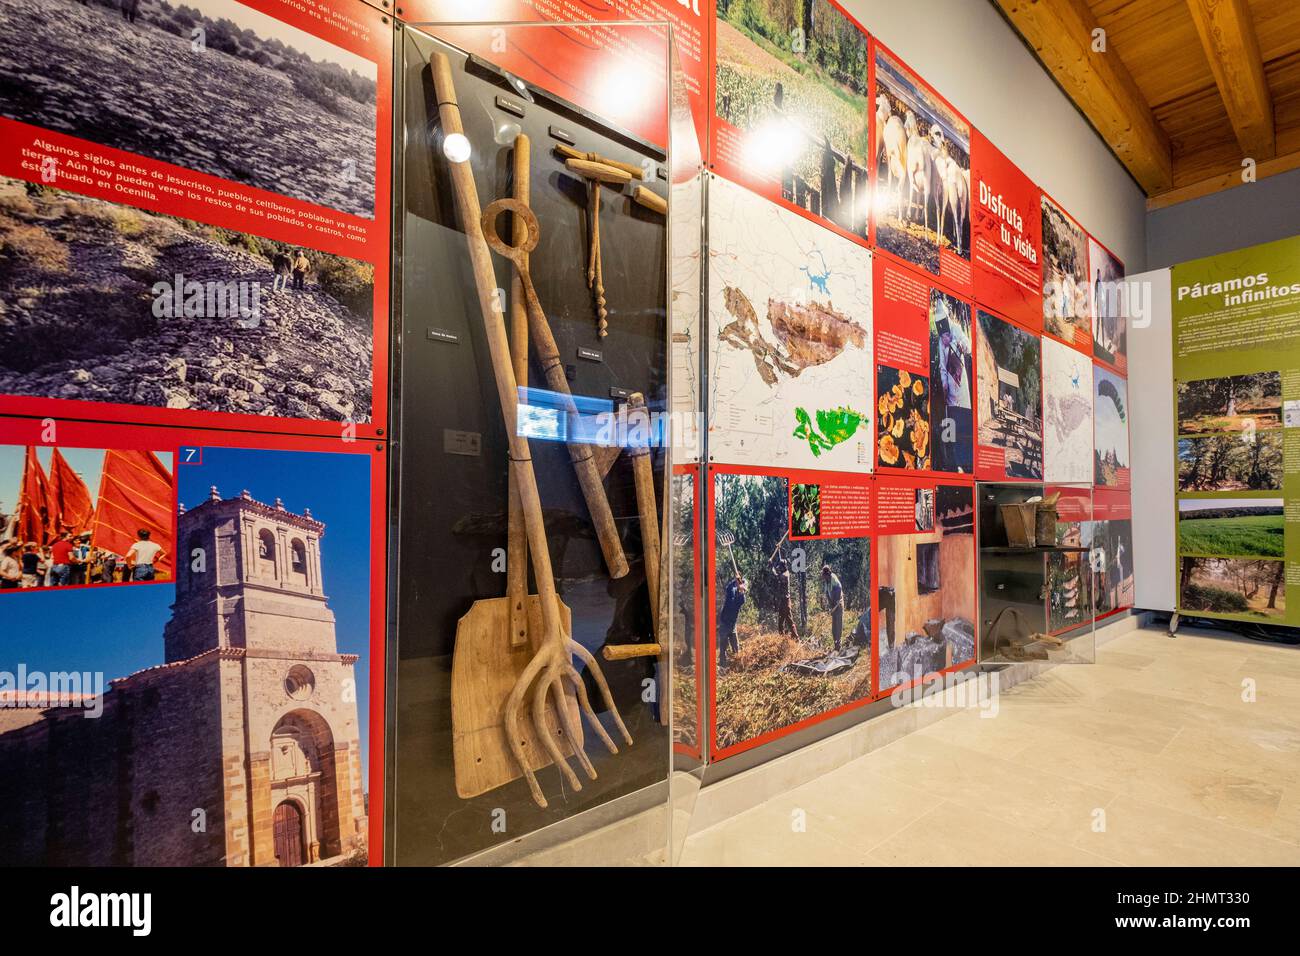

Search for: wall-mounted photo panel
xmin=1040 ymin=194 xmax=1091 ymax=352
xmin=870 ymin=40 xmax=973 ymax=294
xmin=1090 ymin=487 xmax=1134 ymax=619
xmin=0 ymin=443 xmax=175 ymax=591
xmin=0 ymin=417 xmax=386 ymax=866
xmin=874 ymin=476 xmax=976 ymax=693
xmin=971 ymin=131 xmax=1042 ymax=330
xmin=707 ymin=175 xmax=873 ymax=473
xmin=1044 ymin=484 xmax=1093 ymax=635
xmin=1094 ymin=364 xmax=1130 ymax=489
xmin=872 ymin=258 xmax=973 ymax=475
xmin=709 ymin=466 xmax=873 ymax=759
xmin=0 ymin=0 xmax=391 ymax=437
xmin=1088 ymin=236 xmax=1126 ymax=373
xmin=974 ymin=309 xmax=1042 ymax=481
xmin=1042 ymin=335 xmax=1094 ymax=483
xmin=711 ymin=0 xmax=871 ymax=245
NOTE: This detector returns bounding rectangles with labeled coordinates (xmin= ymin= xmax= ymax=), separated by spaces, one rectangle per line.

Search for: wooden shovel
xmin=435 ymin=51 xmax=631 ymax=808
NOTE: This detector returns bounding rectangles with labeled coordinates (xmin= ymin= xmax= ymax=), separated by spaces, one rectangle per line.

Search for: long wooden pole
xmin=506 ymin=135 xmax=530 ymax=648
xmin=430 ymin=52 xmax=565 ymax=649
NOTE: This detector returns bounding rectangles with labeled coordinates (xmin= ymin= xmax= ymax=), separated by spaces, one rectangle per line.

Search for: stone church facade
xmin=0 ymin=490 xmax=367 ymax=866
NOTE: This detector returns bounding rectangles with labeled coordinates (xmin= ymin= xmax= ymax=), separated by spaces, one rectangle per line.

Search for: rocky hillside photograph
xmin=0 ymin=0 xmax=377 ymax=218
xmin=0 ymin=177 xmax=373 ymax=422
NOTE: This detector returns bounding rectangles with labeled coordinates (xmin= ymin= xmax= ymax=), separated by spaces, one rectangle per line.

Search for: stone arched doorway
xmin=273 ymin=800 xmax=306 ymax=867
xmin=264 ymin=709 xmax=343 ymax=864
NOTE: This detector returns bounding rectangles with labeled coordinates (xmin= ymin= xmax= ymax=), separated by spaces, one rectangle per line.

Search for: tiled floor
xmin=680 ymin=624 xmax=1300 ymax=866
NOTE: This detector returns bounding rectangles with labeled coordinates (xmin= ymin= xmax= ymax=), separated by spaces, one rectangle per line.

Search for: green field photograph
xmin=1178 ymin=498 xmax=1284 ymax=558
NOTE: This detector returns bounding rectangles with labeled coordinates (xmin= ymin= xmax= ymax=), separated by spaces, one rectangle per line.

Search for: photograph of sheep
xmin=0 ymin=176 xmax=374 ymax=422
xmin=0 ymin=0 xmax=378 ymax=218
xmin=712 ymin=471 xmax=872 ymax=753
xmin=976 ymin=310 xmax=1043 ymax=479
xmin=1179 ymin=556 xmax=1285 ymax=620
xmin=1177 ymin=371 xmax=1282 ymax=435
xmin=1178 ymin=498 xmax=1284 ymax=559
xmin=877 ymin=483 xmax=975 ymax=691
xmin=1041 ymin=196 xmax=1090 ymax=346
xmin=873 ymin=46 xmax=972 ymax=277
xmin=714 ymin=0 xmax=871 ymax=238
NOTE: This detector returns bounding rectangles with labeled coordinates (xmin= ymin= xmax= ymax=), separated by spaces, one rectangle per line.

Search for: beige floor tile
xmin=1070 ymin=794 xmax=1300 ymax=866
xmin=1269 ymin=787 xmax=1300 ymax=846
xmin=871 ymin=801 xmax=1116 ymax=867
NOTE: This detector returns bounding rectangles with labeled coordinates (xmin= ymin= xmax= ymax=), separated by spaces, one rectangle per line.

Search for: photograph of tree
xmin=873 ymin=46 xmax=972 ymax=277
xmin=877 ymin=483 xmax=975 ymax=690
xmin=1177 ymin=433 xmax=1283 ymax=492
xmin=792 ymin=482 xmax=821 ymax=536
xmin=0 ymin=0 xmax=378 ymax=218
xmin=976 ymin=310 xmax=1042 ymax=478
xmin=0 ymin=177 xmax=374 ymax=422
xmin=928 ymin=290 xmax=973 ymax=473
xmin=1094 ymin=365 xmax=1129 ymax=486
xmin=1180 ymin=556 xmax=1285 ymax=620
xmin=714 ymin=0 xmax=870 ymax=238
xmin=712 ymin=472 xmax=871 ymax=753
xmin=1041 ymin=196 xmax=1089 ymax=344
xmin=671 ymin=473 xmax=699 ymax=753
xmin=876 ymin=365 xmax=930 ymax=470
xmin=1177 ymin=372 xmax=1282 ymax=435
xmin=1178 ymin=498 xmax=1283 ymax=558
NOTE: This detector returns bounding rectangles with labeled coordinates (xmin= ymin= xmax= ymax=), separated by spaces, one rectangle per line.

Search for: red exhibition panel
xmin=873 ymin=474 xmax=977 ymax=696
xmin=400 ymin=0 xmax=711 ymax=155
xmin=708 ymin=464 xmax=876 ymax=761
xmin=872 ymin=257 xmax=976 ymax=478
xmin=1040 ymin=190 xmax=1093 ymax=354
xmin=971 ymin=130 xmax=1043 ymax=331
xmin=709 ymin=0 xmax=872 ymax=247
xmin=0 ymin=0 xmax=392 ymax=438
xmin=869 ymin=37 xmax=974 ymax=296
xmin=1088 ymin=233 xmax=1128 ymax=375
xmin=0 ymin=416 xmax=387 ymax=866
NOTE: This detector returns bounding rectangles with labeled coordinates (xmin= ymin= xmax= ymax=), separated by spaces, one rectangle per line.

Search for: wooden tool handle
xmin=430 ymin=52 xmax=565 ymax=641
xmin=628 ymin=393 xmax=660 ymax=639
xmin=632 ymin=185 xmax=667 ymax=215
xmin=555 ymin=143 xmax=644 ymax=179
xmin=602 ymin=643 xmax=663 ymax=661
xmin=566 ymin=157 xmax=633 ymax=185
xmin=506 ymin=134 xmax=530 ymax=648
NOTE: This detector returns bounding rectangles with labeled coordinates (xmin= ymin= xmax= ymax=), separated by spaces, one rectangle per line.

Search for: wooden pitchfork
xmin=432 ymin=51 xmax=631 ymax=808
xmin=716 ymin=529 xmax=740 ymax=578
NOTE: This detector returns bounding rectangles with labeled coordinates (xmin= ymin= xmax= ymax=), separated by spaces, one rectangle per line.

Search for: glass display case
xmin=388 ymin=18 xmax=700 ymax=865
xmin=976 ymin=482 xmax=1097 ymax=665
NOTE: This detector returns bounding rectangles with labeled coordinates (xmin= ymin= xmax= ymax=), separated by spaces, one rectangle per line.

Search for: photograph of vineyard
xmin=714 ymin=0 xmax=870 ymax=239
xmin=671 ymin=473 xmax=700 ymax=754
xmin=1177 ymin=372 xmax=1281 ymax=435
xmin=1178 ymin=499 xmax=1283 ymax=558
xmin=976 ymin=310 xmax=1042 ymax=478
xmin=712 ymin=472 xmax=871 ymax=752
xmin=1180 ymin=556 xmax=1285 ymax=620
xmin=872 ymin=46 xmax=972 ymax=276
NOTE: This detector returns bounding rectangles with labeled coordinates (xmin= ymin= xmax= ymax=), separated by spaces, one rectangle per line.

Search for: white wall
xmin=840 ymin=0 xmax=1148 ymax=271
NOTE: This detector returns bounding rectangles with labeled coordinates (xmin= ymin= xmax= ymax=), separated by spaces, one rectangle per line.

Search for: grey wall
xmin=841 ymin=0 xmax=1149 ymax=271
xmin=1146 ymin=167 xmax=1300 ymax=268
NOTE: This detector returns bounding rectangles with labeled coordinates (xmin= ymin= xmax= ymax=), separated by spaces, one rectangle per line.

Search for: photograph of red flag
xmin=0 ymin=445 xmax=174 ymax=591
xmin=48 ymin=447 xmax=94 ymax=535
xmin=91 ymin=450 xmax=175 ymax=580
xmin=17 ymin=445 xmax=51 ymax=545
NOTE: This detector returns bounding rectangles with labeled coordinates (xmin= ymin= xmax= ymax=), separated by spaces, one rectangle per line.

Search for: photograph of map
xmin=1042 ymin=336 xmax=1094 ymax=483
xmin=707 ymin=175 xmax=873 ymax=472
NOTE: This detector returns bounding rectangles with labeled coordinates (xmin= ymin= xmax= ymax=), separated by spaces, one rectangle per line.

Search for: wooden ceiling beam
xmin=1147 ymin=146 xmax=1300 ymax=209
xmin=993 ymin=0 xmax=1174 ymax=194
xmin=1185 ymin=0 xmax=1276 ymax=160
